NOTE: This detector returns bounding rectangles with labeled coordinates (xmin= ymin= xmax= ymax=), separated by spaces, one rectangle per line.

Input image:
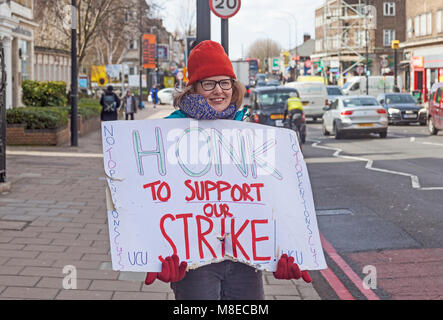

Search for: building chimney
xmin=303 ymin=34 xmax=311 ymax=43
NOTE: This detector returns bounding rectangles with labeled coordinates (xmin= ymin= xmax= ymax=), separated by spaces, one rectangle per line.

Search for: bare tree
xmin=246 ymin=39 xmax=282 ymax=70
xmin=35 ymin=0 xmax=128 ymax=69
xmin=177 ymin=0 xmax=196 ymax=37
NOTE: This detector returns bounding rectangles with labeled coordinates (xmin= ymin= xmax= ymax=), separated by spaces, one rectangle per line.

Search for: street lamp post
xmin=71 ymin=0 xmax=78 ymax=147
xmin=274 ymin=18 xmax=291 ymax=52
xmin=280 ymin=11 xmax=298 ymax=78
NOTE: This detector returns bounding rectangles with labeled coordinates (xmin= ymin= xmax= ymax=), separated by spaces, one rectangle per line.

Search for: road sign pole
xmin=209 ymin=0 xmax=241 ymax=57
xmin=221 ymin=19 xmax=229 ymax=55
xmin=197 ymin=0 xmax=211 ymax=45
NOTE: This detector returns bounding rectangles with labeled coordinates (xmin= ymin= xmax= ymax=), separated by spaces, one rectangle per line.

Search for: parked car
xmin=377 ymin=93 xmax=427 ymax=125
xmin=285 ymin=81 xmax=329 ymax=122
xmin=326 ymin=85 xmax=344 ymax=104
xmin=322 ymin=96 xmax=388 ymax=139
xmin=148 ymin=87 xmax=175 ymax=104
xmin=428 ymin=83 xmax=443 ymax=135
xmin=246 ymin=86 xmax=306 ymax=145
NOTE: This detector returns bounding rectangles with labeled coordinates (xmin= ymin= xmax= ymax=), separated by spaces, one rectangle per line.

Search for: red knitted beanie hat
xmin=187 ymin=40 xmax=236 ymax=85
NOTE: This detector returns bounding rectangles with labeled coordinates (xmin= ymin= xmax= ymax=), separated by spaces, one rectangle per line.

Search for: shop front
xmin=409 ymin=53 xmax=443 ymax=103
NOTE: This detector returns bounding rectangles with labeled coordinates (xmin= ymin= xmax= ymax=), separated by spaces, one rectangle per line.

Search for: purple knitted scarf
xmin=179 ymin=94 xmax=237 ymax=120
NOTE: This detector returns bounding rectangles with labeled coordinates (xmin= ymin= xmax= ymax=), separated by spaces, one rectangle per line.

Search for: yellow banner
xmin=164 ymin=76 xmax=175 ymax=88
xmin=91 ymin=65 xmax=107 ymax=86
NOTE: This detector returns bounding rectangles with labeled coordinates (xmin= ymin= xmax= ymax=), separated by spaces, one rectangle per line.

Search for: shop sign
xmin=412 ymin=56 xmax=424 ymax=69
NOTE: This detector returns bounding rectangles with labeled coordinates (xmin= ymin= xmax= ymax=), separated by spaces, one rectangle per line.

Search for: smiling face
xmin=195 ymin=75 xmax=233 ymax=112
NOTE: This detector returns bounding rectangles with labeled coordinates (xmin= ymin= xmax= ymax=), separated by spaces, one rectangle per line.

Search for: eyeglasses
xmin=199 ymin=79 xmax=234 ymax=91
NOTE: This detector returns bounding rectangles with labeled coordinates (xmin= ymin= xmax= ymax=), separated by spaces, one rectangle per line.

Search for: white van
xmin=285 ymin=81 xmax=329 ymax=121
xmin=342 ymin=76 xmax=402 ymax=97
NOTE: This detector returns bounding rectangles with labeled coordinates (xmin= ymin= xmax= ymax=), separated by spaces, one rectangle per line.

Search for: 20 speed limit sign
xmin=209 ymin=0 xmax=241 ymax=19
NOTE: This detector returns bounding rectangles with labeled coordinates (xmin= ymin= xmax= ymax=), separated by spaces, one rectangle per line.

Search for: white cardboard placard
xmin=102 ymin=119 xmax=326 ymax=272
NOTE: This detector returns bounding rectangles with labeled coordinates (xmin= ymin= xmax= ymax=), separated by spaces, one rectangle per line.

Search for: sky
xmin=158 ymin=0 xmax=325 ymax=60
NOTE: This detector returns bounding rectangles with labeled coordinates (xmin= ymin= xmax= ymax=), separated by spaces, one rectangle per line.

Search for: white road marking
xmin=309 ymin=139 xmax=443 ymax=191
xmin=410 ymin=137 xmax=443 ymax=147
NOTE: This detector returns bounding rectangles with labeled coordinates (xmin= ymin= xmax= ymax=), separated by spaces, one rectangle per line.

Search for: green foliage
xmin=6 ymin=107 xmax=68 ymax=130
xmin=76 ymin=98 xmax=102 ymax=120
xmin=6 ymin=98 xmax=102 ymax=130
xmin=22 ymin=80 xmax=68 ymax=107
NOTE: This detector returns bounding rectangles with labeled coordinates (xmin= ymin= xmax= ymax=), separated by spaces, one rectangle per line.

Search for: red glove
xmin=144 ymin=254 xmax=187 ymax=285
xmin=273 ymin=254 xmax=311 ymax=283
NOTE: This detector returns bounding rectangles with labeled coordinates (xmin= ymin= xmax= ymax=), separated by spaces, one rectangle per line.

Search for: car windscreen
xmin=342 ymin=82 xmax=352 ymax=90
xmin=258 ymin=92 xmax=292 ymax=108
xmin=385 ymin=94 xmax=416 ymax=104
xmin=327 ymin=87 xmax=343 ymax=96
xmin=343 ymin=97 xmax=379 ymax=107
xmin=294 ymin=84 xmax=325 ymax=96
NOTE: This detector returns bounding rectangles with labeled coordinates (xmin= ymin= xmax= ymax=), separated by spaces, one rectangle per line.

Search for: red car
xmin=428 ymin=83 xmax=443 ymax=135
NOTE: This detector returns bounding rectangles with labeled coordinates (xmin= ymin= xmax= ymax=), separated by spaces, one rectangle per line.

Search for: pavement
xmin=0 ymin=102 xmax=320 ymax=300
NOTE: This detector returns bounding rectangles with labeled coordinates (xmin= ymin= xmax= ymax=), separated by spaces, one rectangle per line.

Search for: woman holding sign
xmin=144 ymin=40 xmax=311 ymax=300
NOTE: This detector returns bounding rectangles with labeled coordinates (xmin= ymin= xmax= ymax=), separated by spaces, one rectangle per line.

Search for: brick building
xmin=400 ymin=0 xmax=443 ymax=100
xmin=313 ymin=0 xmax=405 ymax=84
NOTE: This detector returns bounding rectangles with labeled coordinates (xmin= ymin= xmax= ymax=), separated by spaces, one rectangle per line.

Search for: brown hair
xmin=173 ymin=79 xmax=246 ymax=109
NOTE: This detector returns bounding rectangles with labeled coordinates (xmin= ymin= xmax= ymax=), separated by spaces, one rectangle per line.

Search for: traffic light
xmin=391 ymin=40 xmax=399 ymax=50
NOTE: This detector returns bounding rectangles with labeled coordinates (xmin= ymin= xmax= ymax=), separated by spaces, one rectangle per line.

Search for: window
xmin=408 ymin=18 xmax=412 ymax=38
xmin=129 ymin=39 xmax=137 ymax=50
xmin=427 ymin=12 xmax=432 ymax=35
xmin=383 ymin=29 xmax=396 ymax=46
xmin=315 ymin=39 xmax=323 ymax=52
xmin=420 ymin=14 xmax=427 ymax=36
xmin=354 ymin=30 xmax=367 ymax=47
xmin=415 ymin=16 xmax=420 ymax=37
xmin=383 ymin=2 xmax=395 ymax=16
xmin=437 ymin=10 xmax=442 ymax=33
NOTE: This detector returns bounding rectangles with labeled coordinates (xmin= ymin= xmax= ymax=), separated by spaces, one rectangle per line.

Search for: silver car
xmin=322 ymin=96 xmax=388 ymax=139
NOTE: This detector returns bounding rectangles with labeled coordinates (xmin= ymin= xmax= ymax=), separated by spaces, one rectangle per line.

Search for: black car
xmin=377 ymin=93 xmax=427 ymax=125
xmin=245 ymin=86 xmax=306 ymax=143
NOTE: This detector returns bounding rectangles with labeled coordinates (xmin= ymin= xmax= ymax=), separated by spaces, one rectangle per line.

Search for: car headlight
xmin=388 ymin=108 xmax=400 ymax=114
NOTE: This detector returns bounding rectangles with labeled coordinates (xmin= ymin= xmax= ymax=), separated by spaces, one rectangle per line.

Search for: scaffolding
xmin=321 ymin=0 xmax=376 ymax=83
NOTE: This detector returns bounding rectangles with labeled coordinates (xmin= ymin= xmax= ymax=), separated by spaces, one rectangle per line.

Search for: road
xmin=304 ymin=122 xmax=443 ymax=299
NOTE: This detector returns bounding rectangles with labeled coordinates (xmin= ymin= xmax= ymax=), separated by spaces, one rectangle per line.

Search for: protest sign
xmin=102 ymin=119 xmax=326 ymax=272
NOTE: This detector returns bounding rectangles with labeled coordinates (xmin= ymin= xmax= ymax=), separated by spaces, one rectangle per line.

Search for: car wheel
xmin=379 ymin=130 xmax=388 ymax=138
xmin=322 ymin=123 xmax=330 ymax=136
xmin=428 ymin=117 xmax=439 ymax=135
xmin=420 ymin=120 xmax=427 ymax=126
xmin=334 ymin=121 xmax=343 ymax=139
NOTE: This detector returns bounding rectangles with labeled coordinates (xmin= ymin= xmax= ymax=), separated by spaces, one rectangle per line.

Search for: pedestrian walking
xmin=143 ymin=40 xmax=311 ymax=300
xmin=122 ymin=90 xmax=137 ymax=120
xmin=150 ymin=84 xmax=159 ymax=108
xmin=100 ymin=85 xmax=121 ymax=121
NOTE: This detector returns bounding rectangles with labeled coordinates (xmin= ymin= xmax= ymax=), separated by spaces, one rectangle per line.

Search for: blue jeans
xmin=170 ymin=260 xmax=264 ymax=300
